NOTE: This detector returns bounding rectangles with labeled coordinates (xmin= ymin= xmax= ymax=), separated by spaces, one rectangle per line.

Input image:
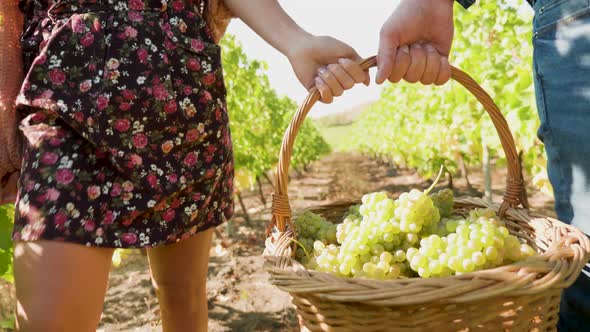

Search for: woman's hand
xmin=287 ymin=35 xmax=370 ymax=104
xmin=222 ymin=0 xmax=369 ymax=103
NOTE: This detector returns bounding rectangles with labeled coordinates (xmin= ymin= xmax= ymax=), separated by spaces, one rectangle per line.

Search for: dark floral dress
xmin=13 ymin=0 xmax=234 ymax=248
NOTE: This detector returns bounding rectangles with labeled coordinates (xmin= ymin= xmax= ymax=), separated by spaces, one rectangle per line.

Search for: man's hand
xmin=377 ymin=0 xmax=455 ymax=85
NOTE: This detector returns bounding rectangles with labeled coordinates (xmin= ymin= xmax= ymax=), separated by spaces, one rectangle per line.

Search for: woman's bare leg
xmin=147 ymin=228 xmax=214 ymax=332
xmin=14 ymin=241 xmax=114 ymax=332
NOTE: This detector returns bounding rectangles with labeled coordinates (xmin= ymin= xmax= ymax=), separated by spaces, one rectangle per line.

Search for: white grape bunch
xmin=293 ymin=211 xmax=337 ymax=263
xmin=294 ymin=167 xmax=537 ymax=280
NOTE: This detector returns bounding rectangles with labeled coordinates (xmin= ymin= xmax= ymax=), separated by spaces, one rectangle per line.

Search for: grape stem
xmin=291 ymin=238 xmax=311 ymax=260
xmin=425 ymin=165 xmax=446 ymax=195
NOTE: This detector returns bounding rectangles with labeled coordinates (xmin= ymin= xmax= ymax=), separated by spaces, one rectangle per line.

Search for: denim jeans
xmin=532 ymin=0 xmax=590 ymax=330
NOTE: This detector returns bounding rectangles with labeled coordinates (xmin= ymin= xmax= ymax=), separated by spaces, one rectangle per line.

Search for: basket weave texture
xmin=263 ymin=56 xmax=590 ymax=332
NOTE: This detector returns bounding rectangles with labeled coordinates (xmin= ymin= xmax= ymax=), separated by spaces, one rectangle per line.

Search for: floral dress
xmin=13 ymin=0 xmax=234 ymax=248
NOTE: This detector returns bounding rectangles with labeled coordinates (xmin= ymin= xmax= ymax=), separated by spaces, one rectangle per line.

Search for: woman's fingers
xmin=318 ymin=67 xmax=344 ymax=97
xmin=338 ymin=58 xmax=370 ymax=86
xmin=315 ymin=77 xmax=334 ymax=104
xmin=327 ymin=63 xmax=356 ymax=90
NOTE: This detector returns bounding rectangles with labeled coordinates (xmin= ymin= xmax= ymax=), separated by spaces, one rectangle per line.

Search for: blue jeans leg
xmin=532 ymin=0 xmax=590 ymax=330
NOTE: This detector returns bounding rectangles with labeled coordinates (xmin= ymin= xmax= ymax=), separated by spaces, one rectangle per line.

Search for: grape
xmin=430 ymin=188 xmax=454 ymax=218
xmin=297 ymin=177 xmax=537 ymax=281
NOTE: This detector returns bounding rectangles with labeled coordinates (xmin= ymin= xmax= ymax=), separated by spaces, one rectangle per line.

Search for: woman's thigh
xmin=14 ymin=240 xmax=114 ymax=332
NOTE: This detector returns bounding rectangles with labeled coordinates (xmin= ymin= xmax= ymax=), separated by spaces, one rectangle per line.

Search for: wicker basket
xmin=263 ymin=56 xmax=590 ymax=332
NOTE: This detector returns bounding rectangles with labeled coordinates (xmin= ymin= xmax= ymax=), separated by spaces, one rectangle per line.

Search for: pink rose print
xmin=114 ymin=118 xmax=131 ymax=132
xmin=186 ymin=129 xmax=199 ymax=142
xmin=162 ymin=209 xmax=176 ymax=222
xmin=172 ymin=0 xmax=185 ymax=11
xmin=153 ymin=84 xmax=168 ymax=101
xmin=54 ymin=212 xmax=67 ymax=230
xmin=124 ymin=26 xmax=138 ymax=39
xmin=97 ymin=95 xmax=109 ymax=111
xmin=207 ymin=145 xmax=217 ymax=154
xmin=137 ymin=48 xmax=148 ymax=63
xmin=167 ymin=173 xmax=178 ymax=183
xmin=84 ymin=220 xmax=96 ymax=232
xmin=80 ymin=32 xmax=95 ymax=47
xmin=128 ymin=11 xmax=143 ymax=22
xmin=130 ymin=154 xmax=143 ymax=166
xmin=183 ymin=85 xmax=193 ymax=96
xmin=147 ymin=174 xmax=158 ymax=187
xmin=163 ymin=100 xmax=177 ymax=114
xmin=79 ymin=80 xmax=92 ymax=92
xmin=122 ymin=233 xmax=138 ymax=245
xmin=45 ymin=188 xmax=60 ymax=201
xmin=103 ymin=211 xmax=115 ymax=225
xmin=190 ymin=39 xmax=205 ymax=53
xmin=40 ymin=152 xmax=59 ymax=165
xmin=55 ymin=169 xmax=74 ymax=185
xmin=203 ymin=73 xmax=216 ymax=85
xmin=200 ymin=90 xmax=212 ymax=102
xmin=92 ymin=18 xmax=102 ymax=32
xmin=49 ymin=69 xmax=66 ymax=85
xmin=183 ymin=152 xmax=198 ymax=166
xmin=87 ymin=185 xmax=101 ymax=200
xmin=71 ymin=15 xmax=86 ymax=33
xmin=111 ymin=182 xmax=122 ymax=197
xmin=119 ymin=102 xmax=131 ymax=111
xmin=128 ymin=0 xmax=145 ymax=11
xmin=133 ymin=133 xmax=148 ymax=148
xmin=96 ymin=228 xmax=104 ymax=237
xmin=122 ymin=89 xmax=135 ymax=101
xmin=186 ymin=58 xmax=201 ymax=71
xmin=73 ymin=111 xmax=85 ymax=123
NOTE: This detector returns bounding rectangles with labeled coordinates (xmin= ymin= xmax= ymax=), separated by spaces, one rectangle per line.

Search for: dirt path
xmin=0 ymin=152 xmax=555 ymax=332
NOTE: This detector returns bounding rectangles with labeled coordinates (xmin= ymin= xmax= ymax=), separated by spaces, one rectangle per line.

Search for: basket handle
xmin=269 ymin=56 xmax=528 ymax=234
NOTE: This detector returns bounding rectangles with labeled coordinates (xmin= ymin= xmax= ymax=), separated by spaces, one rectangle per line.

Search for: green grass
xmin=316 ymin=123 xmax=358 ymax=152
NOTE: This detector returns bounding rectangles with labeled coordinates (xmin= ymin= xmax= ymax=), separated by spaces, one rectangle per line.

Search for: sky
xmin=226 ymin=0 xmax=397 ymax=118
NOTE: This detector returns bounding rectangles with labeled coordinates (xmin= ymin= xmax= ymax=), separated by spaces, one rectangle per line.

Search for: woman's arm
xmin=0 ymin=0 xmax=24 ymax=204
xmin=223 ymin=0 xmax=370 ymax=103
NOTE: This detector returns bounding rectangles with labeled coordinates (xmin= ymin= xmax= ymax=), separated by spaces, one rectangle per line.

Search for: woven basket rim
xmin=263 ymin=196 xmax=590 ymax=307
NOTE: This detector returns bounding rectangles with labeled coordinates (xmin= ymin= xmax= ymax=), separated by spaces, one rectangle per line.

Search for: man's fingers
xmin=404 ymin=44 xmax=427 ymax=83
xmin=435 ymin=57 xmax=452 ymax=86
xmin=421 ymin=44 xmax=441 ymax=85
xmin=376 ymin=33 xmax=398 ymax=84
xmin=388 ymin=45 xmax=411 ymax=83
